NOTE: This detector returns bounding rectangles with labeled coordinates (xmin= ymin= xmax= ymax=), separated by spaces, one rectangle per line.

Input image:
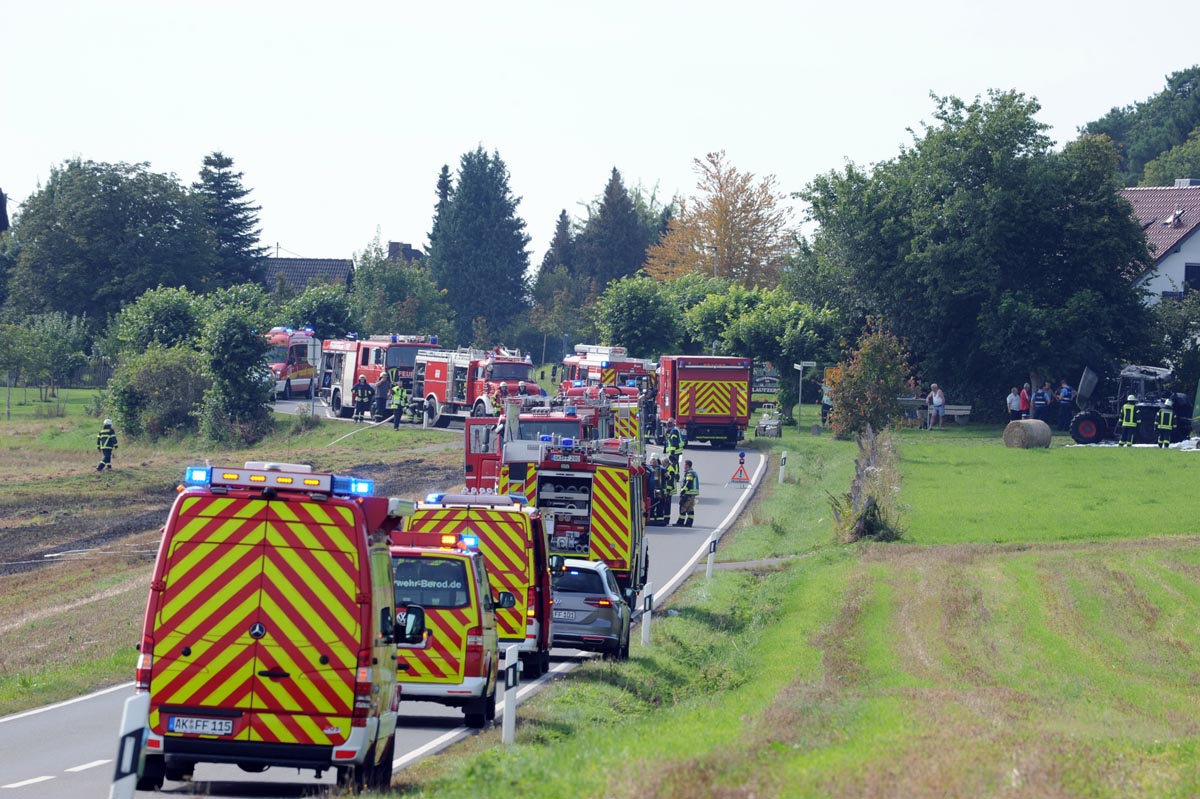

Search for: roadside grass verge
xmin=378 ymin=413 xmax=1200 ymax=799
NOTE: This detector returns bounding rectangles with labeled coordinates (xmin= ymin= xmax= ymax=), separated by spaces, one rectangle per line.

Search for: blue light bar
xmin=332 ymin=476 xmax=375 ymax=496
xmin=461 ymin=534 xmax=479 ymax=548
xmin=540 ymin=434 xmax=553 ymax=442
xmin=184 ymin=466 xmax=212 ymax=486
xmin=425 ymin=492 xmax=445 ymax=503
xmin=505 ymin=494 xmax=528 ymax=505
xmin=601 ymin=360 xmax=610 ymax=368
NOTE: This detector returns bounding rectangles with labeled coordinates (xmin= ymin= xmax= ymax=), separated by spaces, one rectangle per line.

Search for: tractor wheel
xmin=1069 ymin=410 xmax=1105 ymax=445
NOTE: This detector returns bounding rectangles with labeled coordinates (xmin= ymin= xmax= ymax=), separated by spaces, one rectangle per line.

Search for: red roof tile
xmin=1120 ymin=186 xmax=1200 ymax=266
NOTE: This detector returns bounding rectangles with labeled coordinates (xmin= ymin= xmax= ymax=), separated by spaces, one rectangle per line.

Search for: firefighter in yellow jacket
xmin=1118 ymin=395 xmax=1138 ymax=446
xmin=1156 ymin=399 xmax=1174 ymax=448
xmin=673 ymin=459 xmax=699 ymax=527
xmin=96 ymin=419 xmax=118 ymax=471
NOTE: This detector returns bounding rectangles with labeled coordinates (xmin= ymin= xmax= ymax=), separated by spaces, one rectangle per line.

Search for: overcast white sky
xmin=3 ymin=1 xmax=1198 ymax=268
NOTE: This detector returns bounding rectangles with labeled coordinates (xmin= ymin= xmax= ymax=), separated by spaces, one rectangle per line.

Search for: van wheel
xmin=164 ymin=763 xmax=193 ymax=782
xmin=540 ymin=649 xmax=551 ymax=676
xmin=136 ymin=755 xmax=165 ymax=791
xmin=282 ymin=380 xmax=292 ymax=400
xmin=521 ymin=652 xmax=542 ymax=678
xmin=368 ymin=734 xmax=395 ymax=790
xmin=337 ymin=742 xmax=374 ymax=792
xmin=464 ymin=696 xmax=488 ymax=729
xmin=485 ymin=686 xmax=498 ymax=722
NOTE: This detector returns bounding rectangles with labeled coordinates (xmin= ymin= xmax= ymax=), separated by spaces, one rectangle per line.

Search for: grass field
xmin=384 ymin=414 xmax=1200 ymax=799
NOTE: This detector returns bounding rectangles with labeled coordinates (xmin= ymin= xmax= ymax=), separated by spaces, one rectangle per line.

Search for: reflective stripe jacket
xmin=97 ymin=428 xmax=118 ymax=450
xmin=681 ymin=468 xmax=699 ymax=496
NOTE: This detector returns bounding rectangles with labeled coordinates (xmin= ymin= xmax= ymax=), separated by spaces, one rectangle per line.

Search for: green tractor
xmin=1068 ymin=364 xmax=1192 ymax=445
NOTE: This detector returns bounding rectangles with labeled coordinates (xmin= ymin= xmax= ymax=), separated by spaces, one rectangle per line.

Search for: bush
xmin=828 ymin=320 xmax=912 ymax=440
xmin=106 ymin=345 xmax=206 ymax=439
xmin=829 ymin=425 xmax=904 ymax=543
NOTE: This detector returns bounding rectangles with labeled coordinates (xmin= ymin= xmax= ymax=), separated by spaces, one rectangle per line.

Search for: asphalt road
xmin=0 ymin=441 xmax=766 ymax=798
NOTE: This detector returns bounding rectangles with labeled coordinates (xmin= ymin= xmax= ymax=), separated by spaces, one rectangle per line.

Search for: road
xmin=0 ymin=441 xmax=766 ymax=798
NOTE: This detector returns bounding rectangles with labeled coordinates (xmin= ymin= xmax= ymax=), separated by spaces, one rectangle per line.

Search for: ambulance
xmin=396 ymin=494 xmax=554 ymax=678
xmin=389 ymin=533 xmax=514 ymax=728
xmin=129 ymin=462 xmax=424 ymax=792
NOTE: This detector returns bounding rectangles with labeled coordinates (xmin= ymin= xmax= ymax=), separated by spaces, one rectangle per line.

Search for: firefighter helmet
xmin=1127 ymin=395 xmax=1136 ymax=402
xmin=103 ymin=419 xmax=113 ymax=427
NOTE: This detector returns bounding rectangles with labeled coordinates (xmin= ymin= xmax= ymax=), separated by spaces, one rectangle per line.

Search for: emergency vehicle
xmin=414 ymin=346 xmax=536 ymax=427
xmin=532 ymin=437 xmax=649 ymax=599
xmin=560 ymin=343 xmax=655 ymax=401
xmin=264 ymin=326 xmax=320 ymax=399
xmin=656 ymin=355 xmax=753 ymax=448
xmin=396 ymin=493 xmax=554 ymax=678
xmin=389 ymin=533 xmax=514 ymax=728
xmin=129 ymin=462 xmax=424 ymax=791
xmin=319 ymin=334 xmax=438 ymax=418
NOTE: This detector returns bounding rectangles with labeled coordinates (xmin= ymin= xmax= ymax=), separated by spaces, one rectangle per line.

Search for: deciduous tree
xmin=593 ymin=275 xmax=680 ymax=358
xmin=350 ymin=233 xmax=453 ymax=341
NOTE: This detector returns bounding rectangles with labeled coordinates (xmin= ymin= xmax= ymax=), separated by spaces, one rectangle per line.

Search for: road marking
xmin=2 ymin=776 xmax=54 ymax=788
xmin=65 ymin=760 xmax=111 ymax=772
xmin=0 ymin=683 xmax=133 ymax=724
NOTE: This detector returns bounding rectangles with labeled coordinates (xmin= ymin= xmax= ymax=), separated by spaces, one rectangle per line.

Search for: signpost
xmin=794 ymin=361 xmax=816 ymax=417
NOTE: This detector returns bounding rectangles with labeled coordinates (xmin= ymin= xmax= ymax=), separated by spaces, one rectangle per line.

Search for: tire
xmin=1069 ymin=410 xmax=1105 ymax=445
xmin=472 ymin=400 xmax=490 ymax=417
xmin=368 ymin=734 xmax=395 ymax=790
xmin=137 ymin=755 xmax=166 ymax=792
xmin=464 ymin=696 xmax=488 ymax=729
xmin=164 ymin=763 xmax=193 ymax=782
xmin=305 ymin=379 xmax=314 ymax=399
xmin=521 ymin=652 xmax=542 ymax=679
xmin=333 ymin=389 xmax=353 ymax=419
xmin=282 ymin=380 xmax=292 ymax=400
xmin=540 ymin=648 xmax=550 ymax=676
xmin=618 ymin=621 xmax=631 ymax=661
xmin=485 ymin=685 xmax=498 ymax=722
xmin=337 ymin=741 xmax=374 ymax=792
xmin=423 ymin=396 xmax=439 ymax=429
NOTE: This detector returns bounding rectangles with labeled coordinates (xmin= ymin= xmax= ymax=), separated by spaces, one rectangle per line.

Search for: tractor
xmin=1068 ymin=364 xmax=1192 ymax=445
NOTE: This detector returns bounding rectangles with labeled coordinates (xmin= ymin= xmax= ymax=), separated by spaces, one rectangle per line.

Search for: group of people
xmin=1006 ymin=380 xmax=1075 ymax=431
xmin=645 ymin=419 xmax=700 ymax=527
xmin=351 ymin=373 xmax=422 ymax=426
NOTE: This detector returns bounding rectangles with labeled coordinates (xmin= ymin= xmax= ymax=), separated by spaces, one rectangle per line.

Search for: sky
xmin=3 ymin=1 xmax=1199 ymax=269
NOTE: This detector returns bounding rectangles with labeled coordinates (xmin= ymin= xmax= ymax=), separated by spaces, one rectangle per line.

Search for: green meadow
xmin=390 ymin=415 xmax=1200 ymax=799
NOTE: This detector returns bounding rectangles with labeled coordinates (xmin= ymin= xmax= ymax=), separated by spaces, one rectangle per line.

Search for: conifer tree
xmin=193 ymin=152 xmax=267 ymax=286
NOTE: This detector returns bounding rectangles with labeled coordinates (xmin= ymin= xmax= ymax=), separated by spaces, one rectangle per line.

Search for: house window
xmin=1186 ymin=263 xmax=1200 ymax=293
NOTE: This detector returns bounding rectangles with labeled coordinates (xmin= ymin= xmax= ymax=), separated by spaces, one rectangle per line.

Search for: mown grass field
xmin=382 ymin=415 xmax=1200 ymax=799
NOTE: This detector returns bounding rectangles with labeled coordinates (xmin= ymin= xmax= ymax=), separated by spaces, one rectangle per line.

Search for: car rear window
xmin=555 ymin=568 xmax=604 ymax=594
xmin=393 ymin=556 xmax=470 ymax=608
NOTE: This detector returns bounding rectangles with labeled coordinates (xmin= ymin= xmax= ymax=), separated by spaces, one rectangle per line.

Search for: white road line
xmin=2 ymin=776 xmax=54 ymax=789
xmin=65 ymin=759 xmax=111 ymax=773
xmin=0 ymin=683 xmax=133 ymax=724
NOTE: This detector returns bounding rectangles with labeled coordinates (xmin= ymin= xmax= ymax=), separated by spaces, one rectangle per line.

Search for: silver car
xmin=551 ymin=558 xmax=631 ymax=660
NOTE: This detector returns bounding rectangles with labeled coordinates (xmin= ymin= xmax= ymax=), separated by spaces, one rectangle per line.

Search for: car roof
xmin=562 ymin=558 xmax=607 ymax=573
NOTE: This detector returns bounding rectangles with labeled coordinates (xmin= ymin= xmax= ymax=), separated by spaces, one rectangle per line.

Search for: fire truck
xmin=319 ymin=335 xmax=439 ymax=418
xmin=414 ymin=347 xmax=536 ymax=427
xmin=464 ymin=398 xmax=643 ymax=494
xmin=530 ymin=436 xmax=649 ymax=600
xmin=264 ymin=326 xmax=320 ymax=399
xmin=560 ymin=343 xmax=655 ymax=401
xmin=656 ymin=355 xmax=753 ymax=448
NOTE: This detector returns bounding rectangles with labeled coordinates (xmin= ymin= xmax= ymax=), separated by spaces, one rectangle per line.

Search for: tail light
xmin=135 ymin=637 xmax=154 ymax=691
xmin=352 ymin=649 xmax=373 ymax=727
xmin=464 ymin=625 xmax=484 ymax=675
xmin=583 ymin=597 xmax=612 ymax=608
xmin=526 ymin=587 xmax=537 ymax=619
xmin=466 ymin=626 xmax=484 ymax=650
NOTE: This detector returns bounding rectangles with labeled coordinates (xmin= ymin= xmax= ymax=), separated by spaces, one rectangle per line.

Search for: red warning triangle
xmin=729 ymin=464 xmax=750 ymax=484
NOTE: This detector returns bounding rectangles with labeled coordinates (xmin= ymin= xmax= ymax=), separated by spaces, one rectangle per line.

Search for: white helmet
xmin=1127 ymin=395 xmax=1137 ymax=402
xmin=103 ymin=419 xmax=113 ymax=426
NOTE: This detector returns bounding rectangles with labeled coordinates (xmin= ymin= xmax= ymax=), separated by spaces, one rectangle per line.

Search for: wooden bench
xmin=896 ymin=397 xmax=973 ymax=426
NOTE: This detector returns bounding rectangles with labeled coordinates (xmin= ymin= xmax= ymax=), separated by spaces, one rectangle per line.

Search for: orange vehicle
xmin=319 ymin=334 xmax=438 ymax=418
xmin=127 ymin=461 xmax=424 ymax=791
xmin=264 ymin=326 xmax=319 ymax=399
xmin=395 ymin=494 xmax=555 ymax=678
xmin=655 ymin=355 xmax=753 ymax=448
xmin=414 ymin=346 xmax=536 ymax=427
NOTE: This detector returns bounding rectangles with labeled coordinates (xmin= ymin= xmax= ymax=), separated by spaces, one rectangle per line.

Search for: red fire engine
xmin=414 ymin=347 xmax=536 ymax=427
xmin=560 ymin=344 xmax=655 ymax=401
xmin=264 ymin=326 xmax=319 ymax=399
xmin=319 ymin=335 xmax=438 ymax=418
xmin=656 ymin=355 xmax=753 ymax=448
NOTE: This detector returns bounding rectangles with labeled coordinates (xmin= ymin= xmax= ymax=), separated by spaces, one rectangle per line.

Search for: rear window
xmin=393 ymin=556 xmax=470 ymax=608
xmin=554 ymin=568 xmax=604 ymax=594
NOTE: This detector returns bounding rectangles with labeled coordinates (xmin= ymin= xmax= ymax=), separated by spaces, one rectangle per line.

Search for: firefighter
xmin=646 ymin=454 xmax=665 ymax=526
xmin=517 ymin=380 xmax=529 ymax=396
xmin=1118 ymin=394 xmax=1138 ymax=446
xmin=390 ymin=383 xmax=408 ymax=430
xmin=663 ymin=452 xmax=679 ymax=504
xmin=1156 ymin=399 xmax=1174 ymax=448
xmin=96 ymin=419 xmax=118 ymax=471
xmin=663 ymin=418 xmax=684 ymax=470
xmin=374 ymin=371 xmax=392 ymax=423
xmin=352 ymin=375 xmax=374 ymax=423
xmin=674 ymin=459 xmax=700 ymax=527
xmin=493 ymin=381 xmax=510 ymax=414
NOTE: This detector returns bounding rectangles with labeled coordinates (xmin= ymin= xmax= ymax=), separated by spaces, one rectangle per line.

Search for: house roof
xmin=1119 ymin=186 xmax=1200 ymax=265
xmin=261 ymin=257 xmax=352 ymax=293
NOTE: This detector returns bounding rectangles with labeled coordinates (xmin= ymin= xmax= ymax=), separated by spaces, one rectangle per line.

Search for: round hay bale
xmin=1003 ymin=419 xmax=1051 ymax=448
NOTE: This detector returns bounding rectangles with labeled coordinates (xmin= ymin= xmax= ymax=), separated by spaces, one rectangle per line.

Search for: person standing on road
xmin=1006 ymin=387 xmax=1022 ymax=421
xmin=352 ymin=375 xmax=374 ymax=423
xmin=96 ymin=419 xmax=118 ymax=471
xmin=674 ymin=459 xmax=700 ymax=527
xmin=1056 ymin=379 xmax=1075 ymax=431
xmin=664 ymin=418 xmax=684 ymax=469
xmin=1118 ymin=395 xmax=1138 ymax=446
xmin=373 ymin=371 xmax=392 ymax=423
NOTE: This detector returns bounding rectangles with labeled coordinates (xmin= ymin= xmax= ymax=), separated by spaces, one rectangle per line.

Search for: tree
xmin=197 ymin=307 xmax=273 ymax=445
xmin=23 ymin=312 xmax=89 ymax=397
xmin=106 ymin=344 xmax=207 ymax=439
xmin=192 ymin=151 xmax=268 ymax=286
xmin=349 ymin=233 xmax=454 ymax=341
xmin=280 ymin=284 xmax=355 ymax=342
xmin=111 ymin=286 xmax=203 ymax=357
xmin=1141 ymin=128 xmax=1200 ymax=186
xmin=531 ymin=211 xmax=596 ymax=347
xmin=425 ymin=148 xmax=531 ymax=344
xmin=1083 ymin=66 xmax=1200 ymax=185
xmin=645 ymin=151 xmax=794 ymax=287
xmin=574 ymin=168 xmax=655 ymax=291
xmin=5 ymin=160 xmax=219 ymax=323
xmin=802 ymin=91 xmax=1155 ymax=409
xmin=593 ymin=275 xmax=680 ymax=358
xmin=828 ymin=321 xmax=912 ymax=440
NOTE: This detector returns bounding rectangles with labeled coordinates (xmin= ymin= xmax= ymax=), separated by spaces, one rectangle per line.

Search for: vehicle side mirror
xmin=395 ymin=605 xmax=426 ymax=645
xmin=496 ymin=591 xmax=516 ymax=609
xmin=548 ymin=555 xmax=565 ymax=573
xmin=379 ymin=607 xmax=395 ymax=644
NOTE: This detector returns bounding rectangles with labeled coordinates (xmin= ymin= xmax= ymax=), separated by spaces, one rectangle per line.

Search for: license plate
xmin=168 ymin=716 xmax=234 ymax=736
xmin=552 ymin=609 xmax=576 ymax=620
xmin=553 ymin=454 xmax=581 ymax=463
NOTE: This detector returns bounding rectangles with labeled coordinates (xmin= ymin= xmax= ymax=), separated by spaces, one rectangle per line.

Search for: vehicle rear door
xmin=393 ymin=554 xmax=472 ymax=683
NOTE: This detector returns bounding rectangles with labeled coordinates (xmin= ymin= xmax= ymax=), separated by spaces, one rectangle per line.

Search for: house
xmin=261 ymin=257 xmax=352 ymax=294
xmin=1121 ymin=180 xmax=1200 ymax=302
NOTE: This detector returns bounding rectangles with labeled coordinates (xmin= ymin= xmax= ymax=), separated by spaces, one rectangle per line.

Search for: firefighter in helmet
xmin=96 ymin=419 xmax=118 ymax=471
xmin=1118 ymin=394 xmax=1138 ymax=446
xmin=663 ymin=418 xmax=684 ymax=470
xmin=674 ymin=459 xmax=700 ymax=527
xmin=517 ymin=380 xmax=528 ymax=396
xmin=1156 ymin=398 xmax=1174 ymax=448
xmin=352 ymin=375 xmax=374 ymax=423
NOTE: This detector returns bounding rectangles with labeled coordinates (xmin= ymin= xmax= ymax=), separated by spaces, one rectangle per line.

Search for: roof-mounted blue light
xmin=184 ymin=466 xmax=212 ymax=486
xmin=460 ymin=534 xmax=479 ymax=548
xmin=540 ymin=434 xmax=553 ymax=442
xmin=425 ymin=492 xmax=445 ymax=503
xmin=561 ymin=437 xmax=575 ymax=448
xmin=332 ymin=476 xmax=375 ymax=496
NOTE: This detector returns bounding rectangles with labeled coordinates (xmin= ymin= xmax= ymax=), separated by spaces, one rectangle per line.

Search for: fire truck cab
xmin=265 ymin=326 xmax=320 ymax=400
xmin=320 ymin=335 xmax=438 ymax=418
xmin=560 ymin=343 xmax=654 ymax=401
xmin=414 ymin=347 xmax=536 ymax=427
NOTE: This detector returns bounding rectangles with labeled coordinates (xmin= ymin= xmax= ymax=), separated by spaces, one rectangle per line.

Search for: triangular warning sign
xmin=727 ymin=463 xmax=750 ymax=489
